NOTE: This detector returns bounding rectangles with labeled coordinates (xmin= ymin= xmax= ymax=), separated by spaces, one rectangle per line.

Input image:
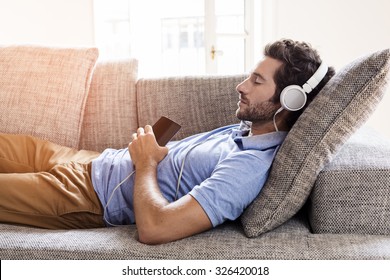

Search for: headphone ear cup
xmin=280 ymin=85 xmax=307 ymax=111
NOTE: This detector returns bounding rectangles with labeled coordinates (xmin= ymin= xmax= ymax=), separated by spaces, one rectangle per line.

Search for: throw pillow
xmin=240 ymin=48 xmax=390 ymax=237
xmin=0 ymin=46 xmax=98 ymax=148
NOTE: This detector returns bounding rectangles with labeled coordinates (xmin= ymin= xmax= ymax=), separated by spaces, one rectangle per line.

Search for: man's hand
xmin=128 ymin=125 xmax=169 ymax=169
xmin=129 ymin=125 xmax=212 ymax=245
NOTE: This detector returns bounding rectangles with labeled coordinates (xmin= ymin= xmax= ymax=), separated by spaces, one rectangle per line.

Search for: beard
xmin=236 ymin=99 xmax=280 ymax=122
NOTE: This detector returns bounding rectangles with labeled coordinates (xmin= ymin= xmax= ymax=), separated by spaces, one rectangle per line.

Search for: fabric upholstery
xmin=240 ymin=49 xmax=390 ymax=237
xmin=2 ymin=212 xmax=390 ymax=259
xmin=309 ymin=127 xmax=390 ymax=235
xmin=136 ymin=75 xmax=246 ymax=140
xmin=0 ymin=46 xmax=98 ymax=148
xmin=79 ymin=59 xmax=138 ymax=152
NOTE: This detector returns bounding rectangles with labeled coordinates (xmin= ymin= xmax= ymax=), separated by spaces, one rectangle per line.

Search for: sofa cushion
xmin=2 ymin=213 xmax=390 ymax=259
xmin=240 ymin=49 xmax=390 ymax=237
xmin=309 ymin=127 xmax=390 ymax=235
xmin=0 ymin=46 xmax=98 ymax=148
xmin=79 ymin=59 xmax=138 ymax=152
xmin=136 ymin=75 xmax=246 ymax=139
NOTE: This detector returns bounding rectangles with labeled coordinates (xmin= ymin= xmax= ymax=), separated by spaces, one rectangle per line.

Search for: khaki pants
xmin=0 ymin=133 xmax=105 ymax=229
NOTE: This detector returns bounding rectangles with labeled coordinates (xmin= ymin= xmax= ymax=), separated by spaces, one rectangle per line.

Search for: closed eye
xmin=252 ymin=73 xmax=265 ymax=85
xmin=255 ymin=77 xmax=264 ymax=84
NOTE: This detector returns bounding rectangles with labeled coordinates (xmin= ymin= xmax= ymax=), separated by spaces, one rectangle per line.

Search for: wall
xmin=263 ymin=0 xmax=390 ymax=138
xmin=0 ymin=0 xmax=94 ymax=46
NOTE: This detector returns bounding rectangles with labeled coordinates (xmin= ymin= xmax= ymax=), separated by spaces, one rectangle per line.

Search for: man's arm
xmin=129 ymin=126 xmax=212 ymax=245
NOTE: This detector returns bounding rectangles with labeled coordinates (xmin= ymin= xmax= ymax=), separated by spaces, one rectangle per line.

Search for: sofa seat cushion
xmin=240 ymin=49 xmax=390 ymax=237
xmin=0 ymin=46 xmax=98 ymax=148
xmin=309 ymin=126 xmax=390 ymax=235
xmin=2 ymin=211 xmax=390 ymax=260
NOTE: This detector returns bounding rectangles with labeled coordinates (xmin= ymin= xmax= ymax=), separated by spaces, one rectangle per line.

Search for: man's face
xmin=235 ymin=56 xmax=282 ymax=123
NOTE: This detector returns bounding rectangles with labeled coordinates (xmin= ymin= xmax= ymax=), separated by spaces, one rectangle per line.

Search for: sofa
xmin=0 ymin=46 xmax=390 ymax=260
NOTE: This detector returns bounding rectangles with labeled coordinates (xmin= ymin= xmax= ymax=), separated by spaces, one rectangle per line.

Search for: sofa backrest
xmin=79 ymin=59 xmax=138 ymax=152
xmin=136 ymin=75 xmax=246 ymax=140
xmin=79 ymin=59 xmax=246 ymax=151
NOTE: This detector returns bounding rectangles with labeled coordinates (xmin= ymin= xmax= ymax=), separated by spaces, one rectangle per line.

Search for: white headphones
xmin=279 ymin=62 xmax=328 ymax=111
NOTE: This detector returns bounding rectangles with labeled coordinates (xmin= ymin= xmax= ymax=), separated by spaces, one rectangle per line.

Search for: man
xmin=0 ymin=39 xmax=335 ymax=244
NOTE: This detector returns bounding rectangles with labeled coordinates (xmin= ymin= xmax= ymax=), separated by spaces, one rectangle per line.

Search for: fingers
xmin=132 ymin=125 xmax=154 ymax=142
xmin=137 ymin=127 xmax=145 ymax=135
xmin=144 ymin=125 xmax=153 ymax=133
xmin=128 ymin=125 xmax=168 ymax=166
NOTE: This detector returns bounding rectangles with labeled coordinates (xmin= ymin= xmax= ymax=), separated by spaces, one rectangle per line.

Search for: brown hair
xmin=264 ymin=39 xmax=335 ymax=128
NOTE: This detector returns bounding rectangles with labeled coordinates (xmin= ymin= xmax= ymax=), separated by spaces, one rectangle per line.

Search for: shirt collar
xmin=231 ymin=127 xmax=288 ymax=150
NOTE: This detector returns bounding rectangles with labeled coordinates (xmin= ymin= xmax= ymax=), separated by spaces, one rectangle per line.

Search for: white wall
xmin=263 ymin=0 xmax=390 ymax=138
xmin=0 ymin=0 xmax=94 ymax=46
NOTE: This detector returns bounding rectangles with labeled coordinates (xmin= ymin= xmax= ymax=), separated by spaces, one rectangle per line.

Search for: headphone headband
xmin=302 ymin=62 xmax=328 ymax=93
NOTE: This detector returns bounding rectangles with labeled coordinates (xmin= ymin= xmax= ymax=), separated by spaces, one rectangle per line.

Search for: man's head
xmin=236 ymin=39 xmax=335 ymax=131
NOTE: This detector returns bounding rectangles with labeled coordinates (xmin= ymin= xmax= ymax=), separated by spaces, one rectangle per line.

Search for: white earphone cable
xmin=103 ymin=170 xmax=135 ymax=227
xmin=273 ymin=107 xmax=283 ymax=132
xmin=175 ymin=141 xmax=204 ymax=200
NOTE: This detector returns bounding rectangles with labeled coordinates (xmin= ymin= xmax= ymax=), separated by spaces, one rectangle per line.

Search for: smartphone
xmin=152 ymin=116 xmax=181 ymax=146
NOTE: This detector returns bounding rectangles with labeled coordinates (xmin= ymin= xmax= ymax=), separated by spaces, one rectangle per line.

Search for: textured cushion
xmin=240 ymin=49 xmax=390 ymax=237
xmin=3 ymin=213 xmax=390 ymax=260
xmin=0 ymin=46 xmax=98 ymax=148
xmin=79 ymin=59 xmax=138 ymax=152
xmin=309 ymin=127 xmax=390 ymax=235
xmin=136 ymin=75 xmax=246 ymax=140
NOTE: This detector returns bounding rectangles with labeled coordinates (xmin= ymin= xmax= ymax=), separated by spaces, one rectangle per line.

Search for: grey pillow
xmin=240 ymin=48 xmax=390 ymax=237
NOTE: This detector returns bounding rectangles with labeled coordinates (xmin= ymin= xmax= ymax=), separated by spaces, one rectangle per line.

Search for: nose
xmin=236 ymin=80 xmax=245 ymax=93
xmin=236 ymin=78 xmax=248 ymax=95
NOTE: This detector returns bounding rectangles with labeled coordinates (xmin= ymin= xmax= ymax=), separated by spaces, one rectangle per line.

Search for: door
xmin=205 ymin=0 xmax=251 ymax=74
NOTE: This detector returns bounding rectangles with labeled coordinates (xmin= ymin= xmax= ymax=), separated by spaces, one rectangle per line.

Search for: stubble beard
xmin=236 ymin=100 xmax=280 ymax=123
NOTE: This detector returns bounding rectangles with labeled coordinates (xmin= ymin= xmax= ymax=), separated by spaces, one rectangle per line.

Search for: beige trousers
xmin=0 ymin=133 xmax=105 ymax=229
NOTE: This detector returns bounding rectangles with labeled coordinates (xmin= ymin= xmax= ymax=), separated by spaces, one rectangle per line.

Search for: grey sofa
xmin=0 ymin=46 xmax=390 ymax=259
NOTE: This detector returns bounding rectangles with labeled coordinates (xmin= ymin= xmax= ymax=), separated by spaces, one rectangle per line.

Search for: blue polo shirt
xmin=91 ymin=124 xmax=287 ymax=227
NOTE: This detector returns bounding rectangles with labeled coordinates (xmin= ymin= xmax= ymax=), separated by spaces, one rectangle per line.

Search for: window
xmin=93 ymin=0 xmax=132 ymax=60
xmin=161 ymin=17 xmax=205 ymax=75
xmin=94 ymin=0 xmax=257 ymax=77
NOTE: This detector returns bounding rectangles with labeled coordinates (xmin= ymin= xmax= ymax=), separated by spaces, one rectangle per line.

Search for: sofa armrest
xmin=309 ymin=126 xmax=390 ymax=235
